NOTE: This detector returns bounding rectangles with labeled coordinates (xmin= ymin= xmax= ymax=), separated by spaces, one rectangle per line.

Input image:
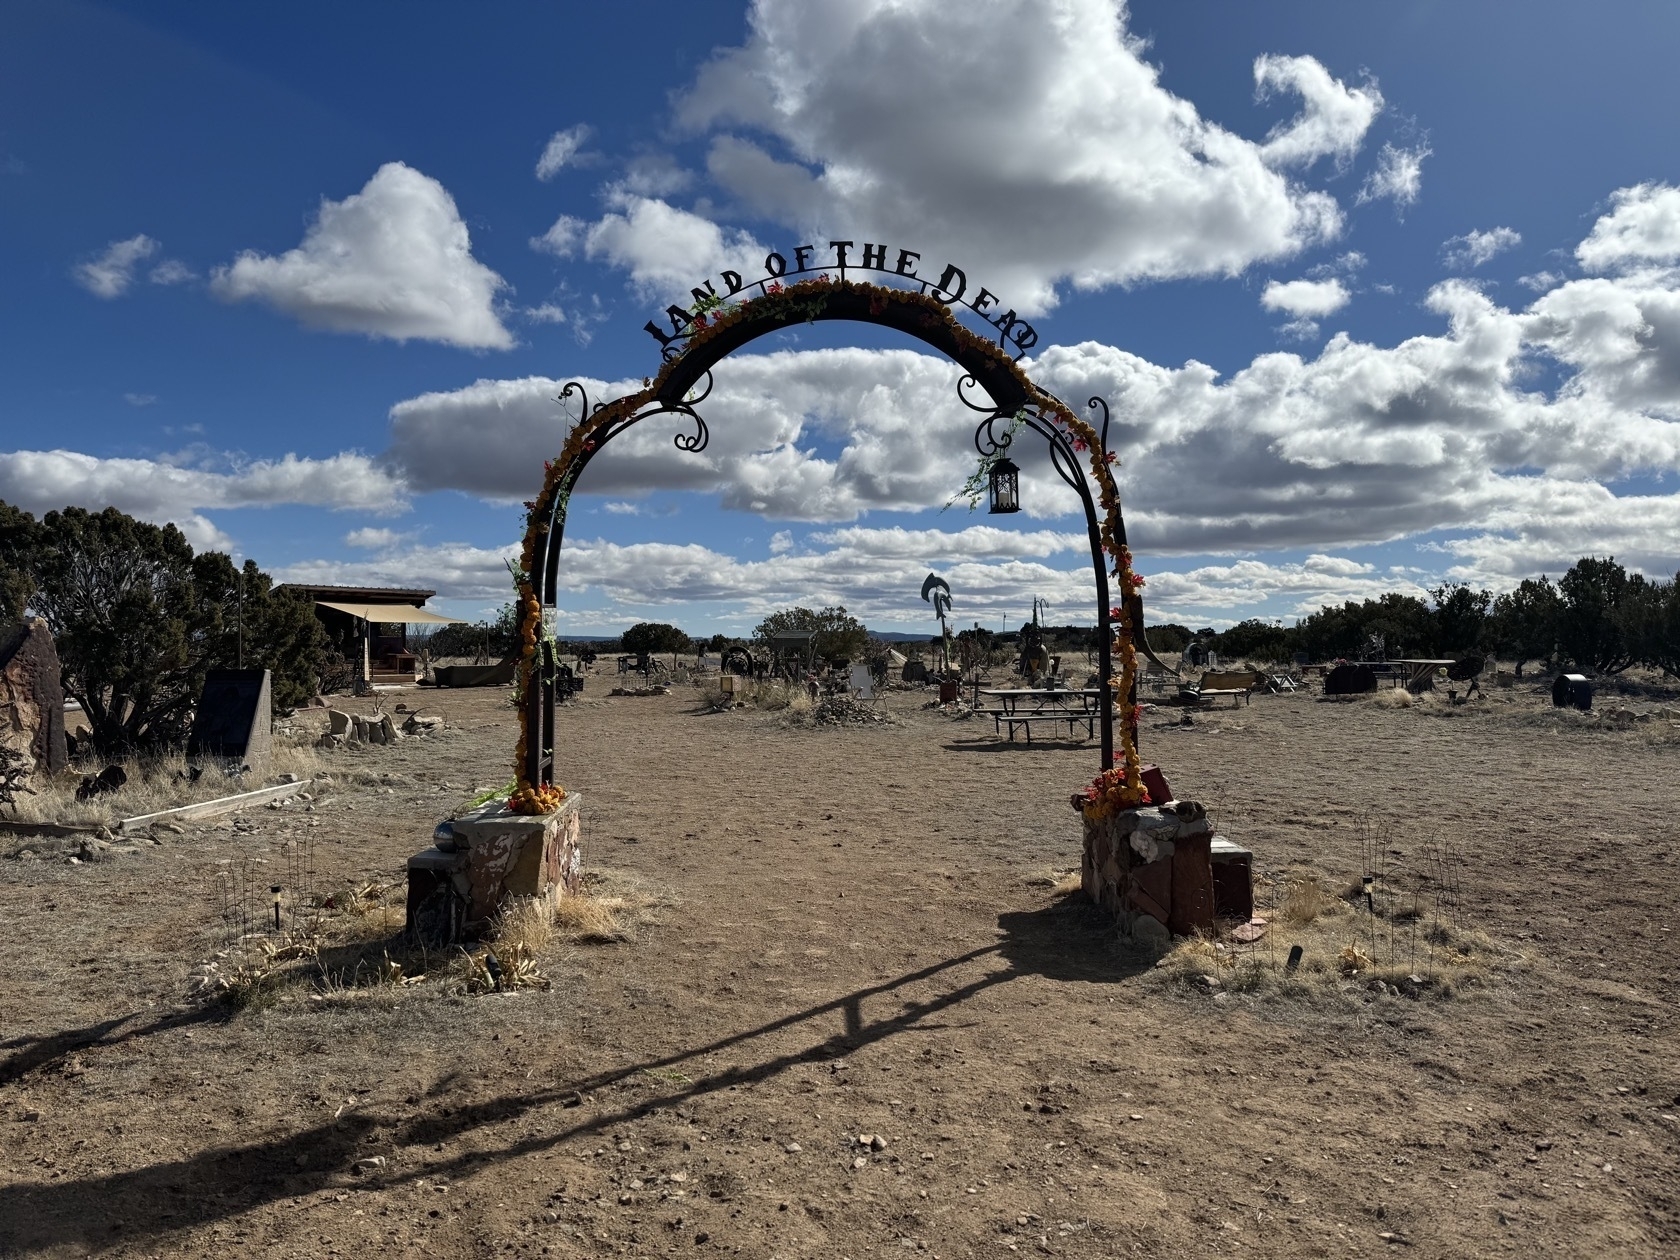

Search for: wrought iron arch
xmin=514 ymin=278 xmax=1155 ymax=796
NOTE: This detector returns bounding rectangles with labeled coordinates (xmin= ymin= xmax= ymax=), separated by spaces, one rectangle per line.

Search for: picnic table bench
xmin=977 ymin=687 xmax=1102 ymax=743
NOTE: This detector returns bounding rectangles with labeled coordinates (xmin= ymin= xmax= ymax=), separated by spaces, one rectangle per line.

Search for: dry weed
xmin=555 ymin=869 xmax=674 ymax=944
xmin=1277 ymin=876 xmax=1343 ymax=926
xmin=1050 ymin=870 xmax=1083 ymax=896
xmin=7 ymin=738 xmax=322 ymax=827
xmin=493 ymin=895 xmax=557 ymax=955
xmin=1154 ymin=863 xmax=1502 ymax=1005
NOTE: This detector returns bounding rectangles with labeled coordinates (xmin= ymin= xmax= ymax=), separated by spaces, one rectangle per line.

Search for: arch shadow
xmin=0 ymin=894 xmax=1147 ymax=1252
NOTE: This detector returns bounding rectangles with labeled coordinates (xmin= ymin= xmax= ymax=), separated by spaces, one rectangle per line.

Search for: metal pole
xmin=237 ymin=569 xmax=244 ymax=669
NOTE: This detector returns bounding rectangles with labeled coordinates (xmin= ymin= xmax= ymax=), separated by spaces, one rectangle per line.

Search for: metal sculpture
xmin=921 ymin=573 xmax=953 ymax=674
xmin=513 ymin=271 xmax=1163 ymax=808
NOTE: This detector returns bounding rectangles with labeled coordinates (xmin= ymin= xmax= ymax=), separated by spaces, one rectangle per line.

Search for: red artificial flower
xmin=1072 ymin=437 xmax=1088 ymax=452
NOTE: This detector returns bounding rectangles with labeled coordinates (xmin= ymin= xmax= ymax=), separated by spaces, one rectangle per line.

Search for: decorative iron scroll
xmin=514 ymin=277 xmax=1144 ymax=812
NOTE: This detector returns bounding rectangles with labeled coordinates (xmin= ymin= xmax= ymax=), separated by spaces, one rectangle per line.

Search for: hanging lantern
xmin=987 ymin=456 xmax=1021 ymax=514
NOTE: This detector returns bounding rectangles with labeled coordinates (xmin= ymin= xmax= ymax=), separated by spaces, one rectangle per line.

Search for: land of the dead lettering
xmin=643 ymin=239 xmax=1040 ymax=353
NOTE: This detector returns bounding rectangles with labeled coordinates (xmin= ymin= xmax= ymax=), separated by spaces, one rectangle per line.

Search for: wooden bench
xmin=1191 ymin=670 xmax=1263 ymax=709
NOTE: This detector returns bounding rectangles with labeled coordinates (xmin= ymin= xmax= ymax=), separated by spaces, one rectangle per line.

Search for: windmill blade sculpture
xmin=922 ymin=573 xmax=953 ymax=675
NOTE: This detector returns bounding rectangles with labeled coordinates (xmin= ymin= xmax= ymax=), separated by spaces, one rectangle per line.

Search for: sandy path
xmin=1 ymin=680 xmax=1677 ymax=1257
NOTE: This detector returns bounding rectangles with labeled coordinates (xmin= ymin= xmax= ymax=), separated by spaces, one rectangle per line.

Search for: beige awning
xmin=316 ymin=601 xmax=462 ymax=625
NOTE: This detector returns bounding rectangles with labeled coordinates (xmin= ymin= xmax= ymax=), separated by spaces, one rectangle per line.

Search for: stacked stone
xmin=318 ymin=709 xmax=442 ymax=748
xmin=1082 ymin=802 xmax=1216 ymax=942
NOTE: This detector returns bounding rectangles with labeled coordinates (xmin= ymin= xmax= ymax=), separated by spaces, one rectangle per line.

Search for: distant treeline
xmin=1174 ymin=557 xmax=1680 ymax=676
xmin=421 ymin=556 xmax=1680 ymax=680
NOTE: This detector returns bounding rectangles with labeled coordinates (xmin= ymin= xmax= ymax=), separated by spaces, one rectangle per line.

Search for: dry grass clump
xmin=493 ymin=894 xmax=557 ymax=955
xmin=1024 ymin=869 xmax=1083 ymax=895
xmin=192 ymin=865 xmax=675 ymax=1014
xmin=1153 ymin=866 xmax=1503 ymax=1004
xmin=5 ymin=736 xmax=322 ymax=828
xmin=1369 ymin=688 xmax=1414 ymax=710
xmin=695 ymin=678 xmax=822 ymax=714
xmin=1276 ymin=875 xmax=1344 ymax=926
xmin=554 ymin=869 xmax=674 ymax=944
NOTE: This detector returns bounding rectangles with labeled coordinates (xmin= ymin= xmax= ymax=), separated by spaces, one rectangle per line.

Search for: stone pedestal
xmin=406 ymin=794 xmax=583 ymax=945
xmin=1082 ymin=802 xmax=1246 ymax=939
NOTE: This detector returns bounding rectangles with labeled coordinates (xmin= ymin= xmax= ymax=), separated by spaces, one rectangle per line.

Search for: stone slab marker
xmin=0 ymin=618 xmax=69 ymax=786
xmin=187 ymin=668 xmax=272 ymax=773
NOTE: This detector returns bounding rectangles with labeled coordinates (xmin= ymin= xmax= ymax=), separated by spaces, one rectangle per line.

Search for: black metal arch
xmin=522 ymin=285 xmax=1137 ymax=790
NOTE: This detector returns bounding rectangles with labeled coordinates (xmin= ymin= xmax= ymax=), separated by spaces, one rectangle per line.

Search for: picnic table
xmin=977 ymin=687 xmax=1103 ymax=743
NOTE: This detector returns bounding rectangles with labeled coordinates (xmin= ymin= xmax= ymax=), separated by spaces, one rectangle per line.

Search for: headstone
xmin=187 ymin=669 xmax=272 ymax=773
xmin=0 ymin=618 xmax=68 ymax=787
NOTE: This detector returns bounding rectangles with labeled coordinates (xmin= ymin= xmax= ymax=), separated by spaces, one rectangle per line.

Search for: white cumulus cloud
xmin=1253 ymin=54 xmax=1383 ymax=171
xmin=535 ymin=125 xmax=592 ymax=181
xmin=535 ymin=192 xmax=769 ymax=302
xmin=559 ymin=0 xmax=1370 ymax=312
xmin=212 ymin=162 xmax=513 ymax=350
xmin=1260 ymin=277 xmax=1350 ymax=318
xmin=1357 ymin=141 xmax=1430 ymax=211
xmin=1442 ymin=226 xmax=1521 ymax=270
xmin=0 ymin=449 xmax=408 ymax=555
xmin=1575 ymin=182 xmax=1680 ymax=273
xmin=73 ymin=234 xmax=158 ymax=298
xmin=148 ymin=259 xmax=196 ymax=286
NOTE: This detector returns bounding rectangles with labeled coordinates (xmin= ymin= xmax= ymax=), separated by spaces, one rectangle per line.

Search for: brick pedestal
xmin=406 ymin=794 xmax=583 ymax=946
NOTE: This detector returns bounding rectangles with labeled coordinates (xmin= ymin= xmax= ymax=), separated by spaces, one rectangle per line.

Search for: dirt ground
xmin=2 ymin=674 xmax=1678 ymax=1259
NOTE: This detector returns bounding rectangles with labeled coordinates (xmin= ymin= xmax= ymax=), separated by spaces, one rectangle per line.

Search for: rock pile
xmin=788 ymin=696 xmax=893 ymax=728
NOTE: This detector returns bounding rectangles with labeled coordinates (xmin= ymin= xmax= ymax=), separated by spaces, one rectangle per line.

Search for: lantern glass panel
xmin=988 ymin=457 xmax=1020 ymax=514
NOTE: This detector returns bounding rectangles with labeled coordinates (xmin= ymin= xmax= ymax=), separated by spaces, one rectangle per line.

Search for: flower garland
xmin=510 ymin=276 xmax=1148 ymax=816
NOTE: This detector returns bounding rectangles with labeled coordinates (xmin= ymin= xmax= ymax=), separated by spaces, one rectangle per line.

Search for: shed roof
xmin=278 ymin=583 xmax=436 ymax=607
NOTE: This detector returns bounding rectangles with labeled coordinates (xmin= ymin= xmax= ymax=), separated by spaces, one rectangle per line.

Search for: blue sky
xmin=5 ymin=0 xmax=1680 ymax=636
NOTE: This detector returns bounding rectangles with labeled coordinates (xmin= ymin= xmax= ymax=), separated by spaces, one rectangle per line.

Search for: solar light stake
xmin=271 ymin=885 xmax=283 ymax=932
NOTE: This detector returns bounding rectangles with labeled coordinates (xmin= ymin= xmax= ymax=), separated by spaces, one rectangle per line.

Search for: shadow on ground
xmin=0 ymin=895 xmax=1144 ymax=1252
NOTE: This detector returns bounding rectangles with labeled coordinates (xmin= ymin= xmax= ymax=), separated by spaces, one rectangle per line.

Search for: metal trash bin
xmin=1552 ymin=673 xmax=1593 ymax=710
